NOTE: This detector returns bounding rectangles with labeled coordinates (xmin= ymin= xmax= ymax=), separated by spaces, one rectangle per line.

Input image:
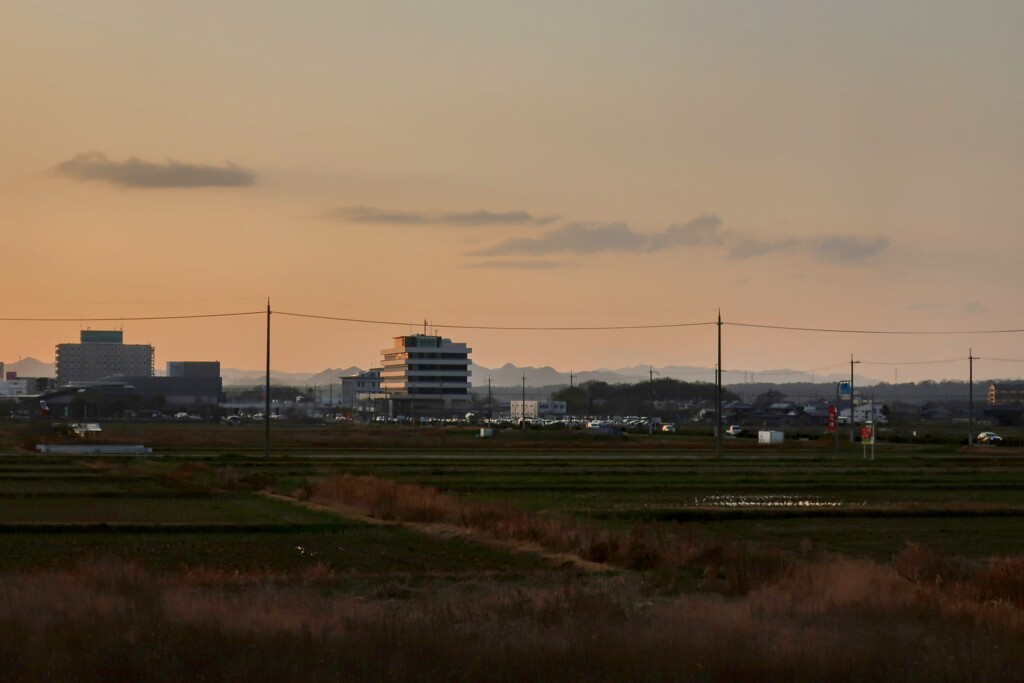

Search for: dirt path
xmin=259 ymin=491 xmax=616 ymax=573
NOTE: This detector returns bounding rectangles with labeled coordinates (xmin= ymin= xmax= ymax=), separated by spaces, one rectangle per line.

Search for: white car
xmin=725 ymin=425 xmax=743 ymax=437
xmin=976 ymin=432 xmax=1003 ymax=445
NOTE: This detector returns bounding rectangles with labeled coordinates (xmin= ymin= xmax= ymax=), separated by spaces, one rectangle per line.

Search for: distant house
xmin=803 ymin=401 xmax=831 ymax=418
xmin=989 ymin=382 xmax=1024 ymax=406
xmin=840 ymin=402 xmax=888 ymax=424
xmin=767 ymin=402 xmax=799 ymax=415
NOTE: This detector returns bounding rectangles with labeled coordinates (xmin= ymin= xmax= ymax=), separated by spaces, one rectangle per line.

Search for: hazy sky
xmin=2 ymin=1 xmax=1023 ymax=382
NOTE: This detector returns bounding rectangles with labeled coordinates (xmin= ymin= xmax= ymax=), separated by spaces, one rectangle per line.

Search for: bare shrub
xmin=972 ymin=556 xmax=1024 ymax=607
xmin=894 ymin=541 xmax=949 ymax=584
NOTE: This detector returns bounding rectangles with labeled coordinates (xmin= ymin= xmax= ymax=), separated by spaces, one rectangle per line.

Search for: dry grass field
xmin=1 ymin=420 xmax=1023 ymax=680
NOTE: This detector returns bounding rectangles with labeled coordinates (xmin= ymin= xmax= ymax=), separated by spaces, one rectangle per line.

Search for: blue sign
xmin=838 ymin=381 xmax=852 ymax=398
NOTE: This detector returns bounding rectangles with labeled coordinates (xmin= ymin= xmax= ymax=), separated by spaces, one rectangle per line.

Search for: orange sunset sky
xmin=2 ymin=2 xmax=1023 ymax=383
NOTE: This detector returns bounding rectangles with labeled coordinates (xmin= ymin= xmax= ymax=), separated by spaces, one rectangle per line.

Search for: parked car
xmin=976 ymin=432 xmax=1003 ymax=445
xmin=725 ymin=425 xmax=743 ymax=437
xmin=661 ymin=423 xmax=676 ymax=433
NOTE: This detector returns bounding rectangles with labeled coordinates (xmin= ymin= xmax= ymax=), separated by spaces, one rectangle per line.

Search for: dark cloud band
xmin=52 ymin=152 xmax=255 ymax=188
xmin=320 ymin=206 xmax=558 ymax=226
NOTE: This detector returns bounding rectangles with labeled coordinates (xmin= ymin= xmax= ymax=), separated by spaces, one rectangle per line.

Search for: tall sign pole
xmin=265 ymin=299 xmax=271 ymax=459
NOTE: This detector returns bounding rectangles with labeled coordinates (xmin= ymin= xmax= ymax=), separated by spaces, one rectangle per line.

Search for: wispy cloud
xmin=320 ymin=206 xmax=558 ymax=226
xmin=472 ymin=212 xmax=890 ymax=265
xmin=444 ymin=210 xmax=559 ymax=226
xmin=962 ymin=301 xmax=989 ymax=314
xmin=473 ymin=222 xmax=645 ymax=256
xmin=813 ymin=235 xmax=889 ymax=262
xmin=647 ymin=214 xmax=724 ymax=250
xmin=907 ymin=300 xmax=990 ymax=315
xmin=51 ymin=151 xmax=255 ymax=188
xmin=466 ymin=259 xmax=561 ymax=270
xmin=726 ymin=236 xmax=802 ymax=260
xmin=906 ymin=302 xmax=948 ymax=312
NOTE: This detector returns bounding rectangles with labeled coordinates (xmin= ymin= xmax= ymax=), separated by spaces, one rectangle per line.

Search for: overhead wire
xmin=0 ymin=311 xmax=264 ymax=322
xmin=1 ymin=307 xmax=1022 ymax=335
xmin=726 ymin=321 xmax=1024 ymax=335
xmin=275 ymin=311 xmax=715 ymax=331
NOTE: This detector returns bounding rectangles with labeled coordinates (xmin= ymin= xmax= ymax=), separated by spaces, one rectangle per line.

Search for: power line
xmin=858 ymin=357 xmax=963 ymax=366
xmin=727 ymin=321 xmax=1024 ymax=335
xmin=0 ymin=311 xmax=264 ymax=322
xmin=6 ymin=307 xmax=1021 ymax=335
xmin=275 ymin=311 xmax=716 ymax=331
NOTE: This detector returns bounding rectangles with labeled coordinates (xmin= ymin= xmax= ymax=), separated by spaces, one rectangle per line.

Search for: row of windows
xmin=402 ymin=387 xmax=471 ymax=395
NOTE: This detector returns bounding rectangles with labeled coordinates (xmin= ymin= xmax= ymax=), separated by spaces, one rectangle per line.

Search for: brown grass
xmin=896 ymin=542 xmax=1024 ymax=609
xmin=305 ymin=473 xmax=795 ymax=594
xmin=1 ymin=556 xmax=1023 ymax=681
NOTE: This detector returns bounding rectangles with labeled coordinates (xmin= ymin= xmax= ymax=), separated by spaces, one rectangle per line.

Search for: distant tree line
xmin=550 ymin=379 xmax=739 ymax=417
xmin=731 ymin=380 xmax=991 ymax=407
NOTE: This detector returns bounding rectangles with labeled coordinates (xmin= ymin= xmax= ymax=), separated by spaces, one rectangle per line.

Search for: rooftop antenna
xmin=423 ymin=319 xmax=428 ymax=335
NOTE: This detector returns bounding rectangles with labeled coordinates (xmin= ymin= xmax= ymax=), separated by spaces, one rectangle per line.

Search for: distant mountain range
xmin=225 ymin=363 xmax=874 ymax=388
xmin=0 ymin=358 xmax=878 ymax=387
xmin=220 ymin=366 xmax=366 ymax=386
xmin=3 ymin=358 xmax=55 ymax=378
xmin=467 ymin=363 xmax=872 ymax=387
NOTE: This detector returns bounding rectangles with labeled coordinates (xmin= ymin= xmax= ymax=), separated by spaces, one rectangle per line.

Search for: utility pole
xmin=643 ymin=366 xmax=659 ymax=436
xmin=969 ymin=349 xmax=977 ymax=447
xmin=487 ymin=377 xmax=492 ymax=419
xmin=521 ymin=374 xmax=526 ymax=431
xmin=649 ymin=365 xmax=655 ymax=435
xmin=834 ymin=382 xmax=840 ymax=456
xmin=716 ymin=310 xmax=722 ymax=458
xmin=264 ymin=299 xmax=271 ymax=459
xmin=850 ymin=354 xmax=860 ymax=444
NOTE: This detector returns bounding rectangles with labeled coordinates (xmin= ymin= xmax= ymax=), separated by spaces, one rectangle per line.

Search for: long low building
xmin=510 ymin=400 xmax=567 ymax=419
xmin=16 ymin=360 xmax=224 ymax=418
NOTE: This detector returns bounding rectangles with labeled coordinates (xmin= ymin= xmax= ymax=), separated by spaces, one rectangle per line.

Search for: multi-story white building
xmin=55 ymin=330 xmax=154 ymax=386
xmin=375 ymin=334 xmax=471 ymax=417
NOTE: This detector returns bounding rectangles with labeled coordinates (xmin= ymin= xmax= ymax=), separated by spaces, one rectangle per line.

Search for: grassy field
xmin=2 ymin=423 xmax=1024 ymax=680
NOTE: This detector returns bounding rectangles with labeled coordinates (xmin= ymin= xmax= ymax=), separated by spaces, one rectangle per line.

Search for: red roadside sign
xmin=827 ymin=406 xmax=836 ymax=433
xmin=861 ymin=424 xmax=874 ymax=444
